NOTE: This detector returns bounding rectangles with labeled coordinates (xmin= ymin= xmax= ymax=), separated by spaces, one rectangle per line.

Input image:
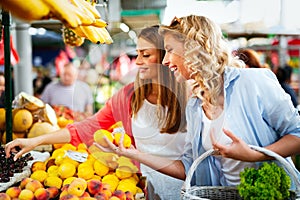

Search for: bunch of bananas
xmin=0 ymin=0 xmax=113 ymax=45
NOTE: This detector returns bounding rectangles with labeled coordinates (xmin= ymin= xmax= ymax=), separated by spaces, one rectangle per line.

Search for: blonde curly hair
xmin=159 ymin=15 xmax=244 ymax=106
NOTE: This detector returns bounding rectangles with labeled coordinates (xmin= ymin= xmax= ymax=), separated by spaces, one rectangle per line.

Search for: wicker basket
xmin=181 ymin=145 xmax=300 ymax=200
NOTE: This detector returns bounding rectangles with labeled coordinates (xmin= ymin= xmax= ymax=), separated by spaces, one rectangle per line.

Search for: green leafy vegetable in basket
xmin=238 ymin=162 xmax=291 ymax=200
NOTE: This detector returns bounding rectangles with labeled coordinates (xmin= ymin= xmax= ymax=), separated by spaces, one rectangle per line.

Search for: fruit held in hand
xmin=94 ymin=129 xmax=114 ymax=147
xmin=113 ymin=132 xmax=131 ymax=148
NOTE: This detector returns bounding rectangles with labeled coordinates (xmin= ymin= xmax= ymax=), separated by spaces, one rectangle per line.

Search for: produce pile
xmin=0 ymin=146 xmax=33 ymax=183
xmin=0 ymin=143 xmax=145 ymax=200
xmin=238 ymin=162 xmax=292 ymax=199
xmin=1 ymin=92 xmax=59 ymax=146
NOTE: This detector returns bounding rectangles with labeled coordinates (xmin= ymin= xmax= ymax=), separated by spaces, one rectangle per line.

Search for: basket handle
xmin=183 ymin=145 xmax=300 ymax=195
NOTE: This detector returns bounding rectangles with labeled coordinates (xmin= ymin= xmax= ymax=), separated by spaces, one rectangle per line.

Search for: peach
xmin=80 ymin=191 xmax=90 ymax=198
xmin=20 ymin=177 xmax=33 ymax=189
xmin=67 ymin=178 xmax=87 ymax=197
xmin=60 ymin=194 xmax=80 ymax=200
xmin=34 ymin=188 xmax=50 ymax=200
xmin=46 ymin=186 xmax=59 ymax=199
xmin=59 ymin=190 xmax=69 ymax=199
xmin=94 ymin=193 xmax=107 ymax=200
xmin=125 ymin=191 xmax=134 ymax=200
xmin=18 ymin=189 xmax=34 ymax=200
xmin=79 ymin=197 xmax=96 ymax=200
xmin=25 ymin=180 xmax=43 ymax=192
xmin=111 ymin=190 xmax=126 ymax=200
xmin=87 ymin=179 xmax=103 ymax=195
xmin=5 ymin=187 xmax=21 ymax=198
xmin=109 ymin=197 xmax=120 ymax=200
xmin=0 ymin=192 xmax=11 ymax=200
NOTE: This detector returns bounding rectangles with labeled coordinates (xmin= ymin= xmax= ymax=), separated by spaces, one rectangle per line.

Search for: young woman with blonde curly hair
xmin=93 ymin=15 xmax=300 ymax=197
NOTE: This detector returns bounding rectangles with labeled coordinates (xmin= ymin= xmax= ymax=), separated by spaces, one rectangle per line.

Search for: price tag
xmin=65 ymin=150 xmax=88 ymax=163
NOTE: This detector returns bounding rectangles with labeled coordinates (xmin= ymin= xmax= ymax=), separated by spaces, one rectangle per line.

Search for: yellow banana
xmin=92 ymin=18 xmax=108 ymax=28
xmin=69 ymin=0 xmax=95 ymax=20
xmin=41 ymin=0 xmax=94 ymax=28
xmin=98 ymin=28 xmax=114 ymax=44
xmin=71 ymin=26 xmax=87 ymax=38
xmin=0 ymin=0 xmax=50 ymax=21
xmin=76 ymin=0 xmax=102 ymax=19
xmin=80 ymin=25 xmax=105 ymax=44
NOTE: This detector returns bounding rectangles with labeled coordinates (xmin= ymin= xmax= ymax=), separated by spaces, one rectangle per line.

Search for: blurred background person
xmin=276 ymin=65 xmax=298 ymax=108
xmin=236 ymin=48 xmax=269 ymax=68
xmin=41 ymin=62 xmax=94 ymax=118
xmin=33 ymin=67 xmax=52 ymax=98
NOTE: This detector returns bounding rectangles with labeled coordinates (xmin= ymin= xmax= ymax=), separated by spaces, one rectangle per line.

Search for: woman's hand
xmin=5 ymin=138 xmax=38 ymax=161
xmin=212 ymin=128 xmax=265 ymax=162
xmin=93 ymin=133 xmax=140 ymax=159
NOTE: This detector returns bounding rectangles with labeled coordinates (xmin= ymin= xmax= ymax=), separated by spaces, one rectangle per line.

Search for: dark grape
xmin=0 ymin=146 xmax=33 ymax=182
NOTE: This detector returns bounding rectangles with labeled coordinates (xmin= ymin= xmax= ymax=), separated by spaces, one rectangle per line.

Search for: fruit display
xmin=0 ymin=0 xmax=113 ymax=46
xmin=0 ymin=146 xmax=33 ymax=183
xmin=0 ymin=147 xmax=50 ymax=193
xmin=1 ymin=92 xmax=59 ymax=152
xmin=0 ymin=143 xmax=146 ymax=200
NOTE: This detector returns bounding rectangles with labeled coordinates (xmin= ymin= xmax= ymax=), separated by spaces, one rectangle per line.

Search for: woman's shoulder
xmin=227 ymin=67 xmax=277 ymax=82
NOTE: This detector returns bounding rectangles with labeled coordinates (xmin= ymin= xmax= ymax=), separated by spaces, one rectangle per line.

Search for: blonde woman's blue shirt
xmin=182 ymin=67 xmax=300 ymax=190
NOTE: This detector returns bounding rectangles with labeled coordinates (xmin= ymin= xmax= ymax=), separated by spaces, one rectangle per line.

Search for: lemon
xmin=102 ymin=173 xmax=119 ymax=192
xmin=54 ymin=153 xmax=65 ymax=166
xmin=47 ymin=165 xmax=59 ymax=177
xmin=57 ymin=162 xmax=76 ymax=179
xmin=93 ymin=129 xmax=114 ymax=147
xmin=61 ymin=143 xmax=77 ymax=151
xmin=113 ymin=132 xmax=131 ymax=148
xmin=44 ymin=176 xmax=63 ymax=189
xmin=117 ymin=179 xmax=137 ymax=195
xmin=61 ymin=156 xmax=79 ymax=168
xmin=77 ymin=143 xmax=87 ymax=151
xmin=30 ymin=170 xmax=48 ymax=182
xmin=115 ymin=166 xmax=133 ymax=179
xmin=63 ymin=177 xmax=77 ymax=186
xmin=51 ymin=149 xmax=65 ymax=159
xmin=77 ymin=164 xmax=94 ymax=180
xmin=94 ymin=160 xmax=109 ymax=177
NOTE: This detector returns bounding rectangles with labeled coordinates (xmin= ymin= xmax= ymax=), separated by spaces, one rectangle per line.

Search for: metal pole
xmin=2 ymin=9 xmax=13 ymax=143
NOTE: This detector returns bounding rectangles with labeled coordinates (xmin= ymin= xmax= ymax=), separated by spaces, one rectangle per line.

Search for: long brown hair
xmin=131 ymin=25 xmax=188 ymax=133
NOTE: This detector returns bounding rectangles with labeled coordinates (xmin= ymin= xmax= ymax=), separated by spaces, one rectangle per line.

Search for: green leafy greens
xmin=238 ymin=162 xmax=291 ymax=200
